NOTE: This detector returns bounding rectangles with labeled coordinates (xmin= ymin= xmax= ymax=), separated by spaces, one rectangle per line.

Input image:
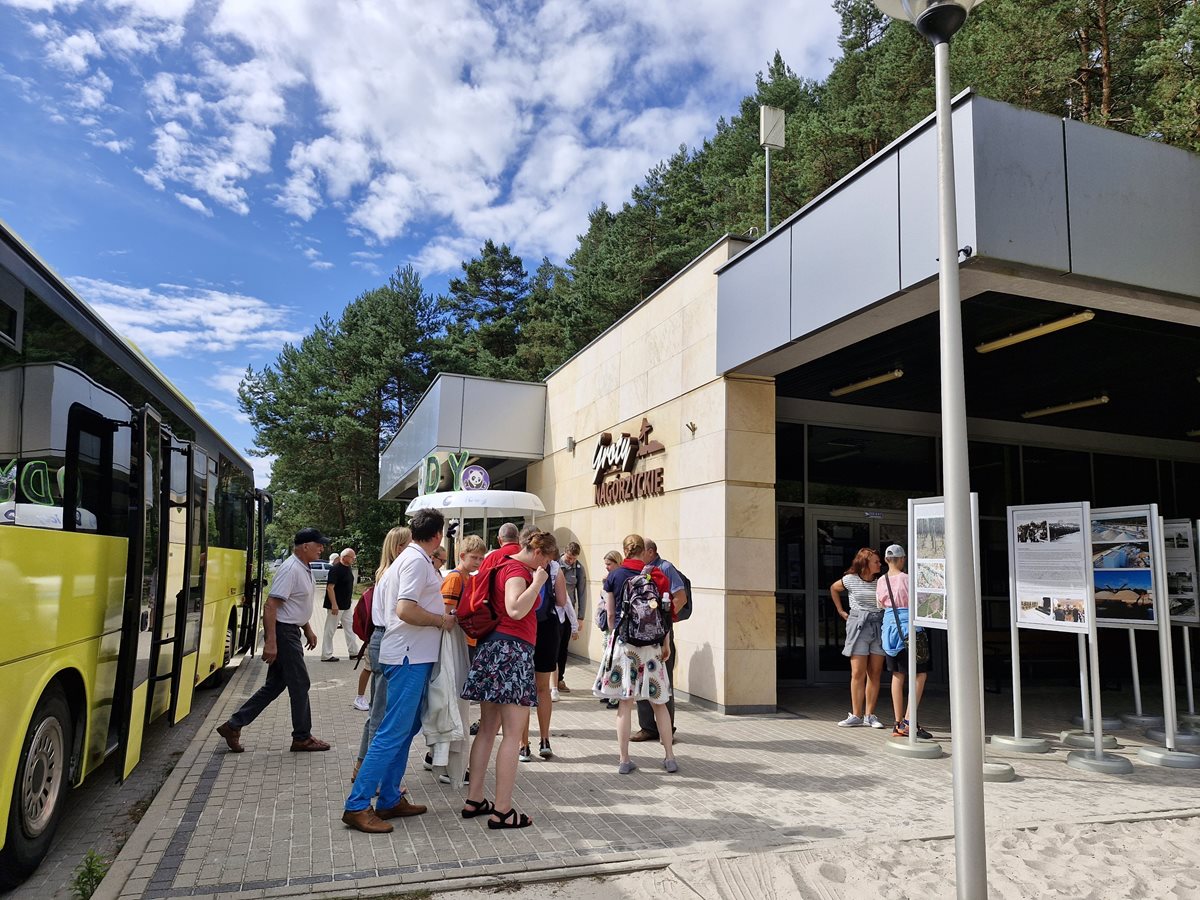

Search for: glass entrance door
xmin=807 ymin=508 xmax=907 ymax=682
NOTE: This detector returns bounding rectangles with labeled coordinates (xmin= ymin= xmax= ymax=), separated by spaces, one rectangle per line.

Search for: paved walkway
xmin=94 ymin=644 xmax=1200 ymax=900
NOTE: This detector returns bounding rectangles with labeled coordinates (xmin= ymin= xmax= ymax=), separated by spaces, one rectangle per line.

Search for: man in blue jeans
xmin=342 ymin=509 xmax=456 ymax=833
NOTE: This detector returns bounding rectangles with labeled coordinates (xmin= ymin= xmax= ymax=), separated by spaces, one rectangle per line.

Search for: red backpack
xmin=352 ymin=586 xmax=374 ymax=644
xmin=456 ymin=554 xmax=521 ymax=640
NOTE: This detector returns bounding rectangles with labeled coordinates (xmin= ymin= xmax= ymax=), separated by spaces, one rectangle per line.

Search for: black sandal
xmin=487 ymin=807 xmax=533 ymax=829
xmin=461 ymin=798 xmax=494 ymax=819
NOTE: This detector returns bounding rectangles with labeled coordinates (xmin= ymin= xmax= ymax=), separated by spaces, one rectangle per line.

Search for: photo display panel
xmin=1091 ymin=505 xmax=1161 ymax=630
xmin=1164 ymin=519 xmax=1199 ymax=625
xmin=911 ymin=499 xmax=947 ymax=630
xmin=1009 ymin=503 xmax=1093 ymax=634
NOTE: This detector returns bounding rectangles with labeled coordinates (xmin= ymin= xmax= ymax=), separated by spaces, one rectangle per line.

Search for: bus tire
xmin=0 ymin=685 xmax=73 ymax=888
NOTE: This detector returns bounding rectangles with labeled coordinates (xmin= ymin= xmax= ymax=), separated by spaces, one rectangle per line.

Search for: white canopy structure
xmin=404 ymin=489 xmax=545 ymax=520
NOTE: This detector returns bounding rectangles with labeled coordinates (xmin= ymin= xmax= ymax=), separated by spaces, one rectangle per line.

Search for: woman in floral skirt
xmin=593 ymin=534 xmax=677 ymax=774
xmin=459 ymin=530 xmax=558 ymax=829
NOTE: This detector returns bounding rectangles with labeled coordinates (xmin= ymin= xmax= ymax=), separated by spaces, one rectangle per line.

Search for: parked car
xmin=309 ymin=560 xmax=331 ymax=584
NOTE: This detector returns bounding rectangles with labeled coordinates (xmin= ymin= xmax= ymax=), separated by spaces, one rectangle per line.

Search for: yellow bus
xmin=0 ymin=220 xmax=269 ymax=886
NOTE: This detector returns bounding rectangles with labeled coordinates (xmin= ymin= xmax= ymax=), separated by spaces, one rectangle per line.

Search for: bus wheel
xmin=0 ymin=686 xmax=73 ymax=888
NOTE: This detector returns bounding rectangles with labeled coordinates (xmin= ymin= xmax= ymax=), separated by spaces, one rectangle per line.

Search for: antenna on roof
xmin=759 ymin=105 xmax=785 ymax=234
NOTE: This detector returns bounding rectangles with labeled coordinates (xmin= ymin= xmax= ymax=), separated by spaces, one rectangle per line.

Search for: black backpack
xmin=616 ymin=567 xmax=669 ymax=646
xmin=536 ymin=565 xmax=556 ymax=622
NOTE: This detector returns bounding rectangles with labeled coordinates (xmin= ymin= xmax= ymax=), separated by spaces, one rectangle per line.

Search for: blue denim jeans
xmin=345 ymin=660 xmax=432 ymax=812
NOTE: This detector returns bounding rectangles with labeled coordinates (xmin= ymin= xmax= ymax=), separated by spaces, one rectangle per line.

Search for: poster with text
xmin=1165 ymin=518 xmax=1199 ymax=624
xmin=1091 ymin=506 xmax=1160 ymax=629
xmin=1009 ymin=503 xmax=1092 ymax=634
xmin=908 ymin=496 xmax=978 ymax=631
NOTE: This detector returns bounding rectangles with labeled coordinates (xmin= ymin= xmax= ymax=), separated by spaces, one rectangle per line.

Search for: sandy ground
xmin=436 ymin=813 xmax=1200 ymax=900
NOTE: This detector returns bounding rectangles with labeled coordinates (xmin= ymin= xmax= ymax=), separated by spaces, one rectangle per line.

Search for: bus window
xmin=64 ymin=404 xmax=118 ymax=535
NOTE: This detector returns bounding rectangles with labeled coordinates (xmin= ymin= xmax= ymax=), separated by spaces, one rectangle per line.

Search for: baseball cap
xmin=884 ymin=543 xmax=906 ymax=559
xmin=294 ymin=527 xmax=330 ymax=546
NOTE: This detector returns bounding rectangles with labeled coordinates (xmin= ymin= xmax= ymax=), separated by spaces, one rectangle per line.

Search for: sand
xmin=437 ymin=814 xmax=1200 ymax=900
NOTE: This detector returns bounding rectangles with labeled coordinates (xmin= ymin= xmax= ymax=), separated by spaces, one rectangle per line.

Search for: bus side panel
xmin=196 ymin=547 xmax=246 ymax=684
xmin=0 ymin=530 xmax=126 ymax=848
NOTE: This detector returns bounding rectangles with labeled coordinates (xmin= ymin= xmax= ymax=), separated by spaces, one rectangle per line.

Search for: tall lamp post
xmin=870 ymin=2 xmax=988 ymax=897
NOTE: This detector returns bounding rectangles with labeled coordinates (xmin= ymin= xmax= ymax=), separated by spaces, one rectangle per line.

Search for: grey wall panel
xmin=715 ymin=233 xmax=791 ymax=373
xmin=792 ymin=155 xmax=901 ymax=339
xmin=437 ymin=375 xmax=466 ymax=447
xmin=970 ymin=99 xmax=1069 ymax=273
xmin=899 ymin=101 xmax=978 ymax=288
xmin=459 ymin=379 xmax=546 ymax=458
xmin=379 ymin=378 xmax=444 ymax=497
xmin=1065 ymin=120 xmax=1200 ymax=298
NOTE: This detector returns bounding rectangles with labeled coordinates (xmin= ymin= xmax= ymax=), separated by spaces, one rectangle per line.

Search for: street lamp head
xmin=872 ymin=0 xmax=985 ymax=44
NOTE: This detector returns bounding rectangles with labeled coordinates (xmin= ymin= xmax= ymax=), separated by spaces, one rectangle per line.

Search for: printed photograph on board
xmin=1091 ymin=514 xmax=1149 ymax=544
xmin=1168 ymin=570 xmax=1195 ymax=596
xmin=916 ymin=591 xmax=946 ymax=621
xmin=1015 ymin=514 xmax=1083 ymax=545
xmin=1094 ymin=569 xmax=1155 ymax=623
xmin=1017 ymin=596 xmax=1087 ymax=627
xmin=1165 ymin=529 xmax=1192 ymax=550
xmin=1092 ymin=542 xmax=1151 ymax=569
xmin=916 ymin=560 xmax=946 ymax=591
xmin=916 ymin=516 xmax=946 ymax=559
xmin=1170 ymin=595 xmax=1197 ymax=619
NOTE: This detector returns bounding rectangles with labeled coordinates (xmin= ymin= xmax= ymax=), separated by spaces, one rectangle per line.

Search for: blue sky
xmin=0 ymin=0 xmax=839 ymax=486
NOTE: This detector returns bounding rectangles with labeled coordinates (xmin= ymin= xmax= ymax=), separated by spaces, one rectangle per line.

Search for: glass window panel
xmin=775 ymin=422 xmax=804 ymax=503
xmin=808 ymin=426 xmax=936 ymax=509
xmin=1021 ymin=446 xmax=1091 ymax=505
xmin=969 ymin=441 xmax=1021 ymax=517
xmin=776 ymin=506 xmax=805 ymax=591
xmin=1092 ymin=453 xmax=1159 ymax=509
xmin=1158 ymin=461 xmax=1177 ymax=518
xmin=1175 ymin=462 xmax=1200 ymax=516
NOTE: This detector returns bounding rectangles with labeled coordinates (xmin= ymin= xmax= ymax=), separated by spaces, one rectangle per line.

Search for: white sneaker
xmin=865 ymin=714 xmax=885 ymax=729
xmin=838 ymin=713 xmax=864 ymax=727
xmin=352 ymin=695 xmax=369 ymax=711
xmin=550 ymin=686 xmax=559 ymax=702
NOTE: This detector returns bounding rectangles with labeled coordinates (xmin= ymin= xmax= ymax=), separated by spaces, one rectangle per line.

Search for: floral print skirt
xmin=592 ymin=636 xmax=671 ymax=705
xmin=460 ymin=633 xmax=537 ymax=707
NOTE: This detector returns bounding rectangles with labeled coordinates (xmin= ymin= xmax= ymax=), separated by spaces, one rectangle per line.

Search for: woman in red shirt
xmin=459 ymin=530 xmax=559 ymax=829
xmin=593 ymin=534 xmax=677 ymax=775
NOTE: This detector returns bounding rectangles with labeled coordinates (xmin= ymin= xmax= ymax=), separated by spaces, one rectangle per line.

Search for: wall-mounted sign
xmin=416 ymin=451 xmax=489 ymax=495
xmin=593 ymin=418 xmax=665 ymax=506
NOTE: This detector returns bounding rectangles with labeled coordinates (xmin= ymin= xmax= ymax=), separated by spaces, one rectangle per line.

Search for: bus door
xmin=113 ymin=406 xmax=162 ymax=779
xmin=244 ymin=490 xmax=273 ymax=654
xmin=146 ymin=437 xmax=189 ymax=724
xmin=169 ymin=445 xmax=208 ymax=724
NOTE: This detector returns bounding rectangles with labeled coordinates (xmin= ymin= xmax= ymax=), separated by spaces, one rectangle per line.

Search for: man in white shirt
xmin=216 ymin=527 xmax=330 ymax=753
xmin=342 ymin=509 xmax=456 ymax=834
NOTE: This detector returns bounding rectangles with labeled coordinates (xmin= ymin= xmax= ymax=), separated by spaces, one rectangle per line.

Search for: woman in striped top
xmin=829 ymin=548 xmax=886 ymax=728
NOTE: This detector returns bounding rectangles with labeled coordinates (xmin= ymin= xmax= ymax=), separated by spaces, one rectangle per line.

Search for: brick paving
xmin=94 ymin=641 xmax=1200 ymax=900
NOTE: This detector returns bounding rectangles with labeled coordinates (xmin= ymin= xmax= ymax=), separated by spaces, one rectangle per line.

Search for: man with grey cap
xmin=216 ymin=527 xmax=331 ymax=752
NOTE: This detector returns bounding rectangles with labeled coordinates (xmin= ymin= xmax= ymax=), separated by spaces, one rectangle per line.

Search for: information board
xmin=1164 ymin=518 xmax=1198 ymax=625
xmin=1008 ymin=503 xmax=1093 ymax=634
xmin=1091 ymin=505 xmax=1162 ymax=630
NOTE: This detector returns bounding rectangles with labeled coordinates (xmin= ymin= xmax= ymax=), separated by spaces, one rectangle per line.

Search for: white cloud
xmin=8 ymin=0 xmax=841 ymax=269
xmin=309 ymin=260 xmax=333 ymax=270
xmin=198 ymin=397 xmax=249 ymax=425
xmin=252 ymin=453 xmax=275 ymax=489
xmin=175 ymin=192 xmax=212 ymax=216
xmin=205 ymin=365 xmax=248 ymax=396
xmin=69 ymin=275 xmax=304 ymax=358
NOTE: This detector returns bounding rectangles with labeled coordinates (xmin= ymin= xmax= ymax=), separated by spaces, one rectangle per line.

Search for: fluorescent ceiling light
xmin=817 ymin=448 xmax=864 ymax=464
xmin=975 ymin=310 xmax=1095 ymax=354
xmin=1187 ymin=429 xmax=1200 ymax=438
xmin=1021 ymin=394 xmax=1109 ymax=420
xmin=830 ymin=369 xmax=903 ymax=398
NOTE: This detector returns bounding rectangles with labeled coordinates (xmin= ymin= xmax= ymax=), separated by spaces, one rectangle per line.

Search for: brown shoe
xmin=376 ymin=797 xmax=427 ymax=819
xmin=216 ymin=723 xmax=244 ymax=753
xmin=290 ymin=736 xmax=331 ymax=752
xmin=629 ymin=729 xmax=656 ymax=743
xmin=557 ymin=681 xmax=571 ymax=693
xmin=341 ymin=808 xmax=393 ymax=833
